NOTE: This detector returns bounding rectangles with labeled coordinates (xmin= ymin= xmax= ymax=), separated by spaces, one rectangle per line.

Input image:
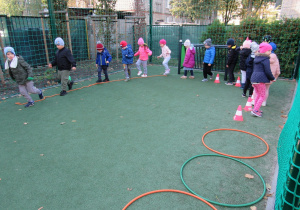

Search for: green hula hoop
xmin=180 ymin=154 xmax=266 ymax=207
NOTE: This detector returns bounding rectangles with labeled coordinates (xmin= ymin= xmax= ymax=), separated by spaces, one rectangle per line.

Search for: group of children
xmin=3 ymin=35 xmax=280 ymax=117
xmin=179 ymin=35 xmax=280 ymax=117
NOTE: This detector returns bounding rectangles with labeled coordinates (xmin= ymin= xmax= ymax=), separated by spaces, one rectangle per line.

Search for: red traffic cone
xmin=243 ymin=97 xmax=253 ymax=112
xmin=235 ymin=76 xmax=241 ymax=87
xmin=233 ymin=105 xmax=244 ymax=121
xmin=214 ymin=74 xmax=220 ymax=83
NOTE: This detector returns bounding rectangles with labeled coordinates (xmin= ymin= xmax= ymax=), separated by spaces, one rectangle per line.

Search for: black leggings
xmin=203 ymin=63 xmax=213 ymax=79
xmin=184 ymin=70 xmax=194 ymax=76
xmin=243 ymin=78 xmax=254 ymax=96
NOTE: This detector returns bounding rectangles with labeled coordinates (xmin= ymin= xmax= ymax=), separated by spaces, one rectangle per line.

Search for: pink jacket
xmin=269 ymin=53 xmax=280 ymax=84
xmin=183 ymin=46 xmax=196 ymax=68
xmin=159 ymin=45 xmax=171 ymax=58
xmin=134 ymin=46 xmax=152 ymax=61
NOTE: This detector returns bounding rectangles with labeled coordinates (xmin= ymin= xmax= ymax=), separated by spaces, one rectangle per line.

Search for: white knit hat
xmin=184 ymin=39 xmax=191 ymax=47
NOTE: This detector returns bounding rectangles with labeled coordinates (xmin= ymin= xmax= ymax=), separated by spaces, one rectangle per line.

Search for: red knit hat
xmin=159 ymin=39 xmax=166 ymax=45
xmin=96 ymin=43 xmax=104 ymax=50
xmin=120 ymin=41 xmax=127 ymax=48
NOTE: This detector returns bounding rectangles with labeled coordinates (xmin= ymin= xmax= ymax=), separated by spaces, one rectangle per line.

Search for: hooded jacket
xmin=251 ymin=53 xmax=275 ymax=83
xmin=226 ymin=45 xmax=239 ymax=66
xmin=96 ymin=48 xmax=112 ymax=66
xmin=159 ymin=45 xmax=171 ymax=58
xmin=6 ymin=56 xmax=33 ymax=85
xmin=245 ymin=55 xmax=254 ymax=80
xmin=203 ymin=46 xmax=215 ymax=64
xmin=269 ymin=53 xmax=280 ymax=83
xmin=183 ymin=46 xmax=196 ymax=68
xmin=134 ymin=46 xmax=152 ymax=61
xmin=121 ymin=44 xmax=134 ymax=64
xmin=239 ymin=48 xmax=252 ymax=70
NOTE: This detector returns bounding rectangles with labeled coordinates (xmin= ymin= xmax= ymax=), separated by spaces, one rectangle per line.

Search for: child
xmin=4 ymin=47 xmax=43 ymax=107
xmin=202 ymin=38 xmax=215 ymax=82
xmin=262 ymin=35 xmax=277 ymax=53
xmin=225 ymin=38 xmax=238 ymax=85
xmin=250 ymin=43 xmax=275 ymax=117
xmin=243 ymin=42 xmax=259 ymax=98
xmin=134 ymin=38 xmax=152 ymax=77
xmin=263 ymin=42 xmax=280 ymax=106
xmin=157 ymin=39 xmax=171 ymax=75
xmin=95 ymin=43 xmax=112 ymax=83
xmin=181 ymin=39 xmax=196 ymax=79
xmin=239 ymin=37 xmax=252 ymax=89
xmin=48 ymin=37 xmax=76 ymax=96
xmin=120 ymin=41 xmax=134 ymax=82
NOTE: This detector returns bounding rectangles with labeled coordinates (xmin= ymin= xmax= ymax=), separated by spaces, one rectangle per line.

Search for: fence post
xmin=40 ymin=17 xmax=49 ymax=64
xmin=65 ymin=10 xmax=73 ymax=54
xmin=149 ymin=0 xmax=153 ymax=62
xmin=115 ymin=16 xmax=118 ymax=62
xmin=178 ymin=40 xmax=182 ymax=74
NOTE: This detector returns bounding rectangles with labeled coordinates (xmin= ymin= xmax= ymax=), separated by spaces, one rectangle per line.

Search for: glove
xmin=27 ymin=77 xmax=33 ymax=81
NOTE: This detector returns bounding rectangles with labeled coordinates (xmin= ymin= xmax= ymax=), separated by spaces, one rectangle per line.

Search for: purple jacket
xmin=251 ymin=53 xmax=275 ymax=83
xmin=183 ymin=46 xmax=196 ymax=68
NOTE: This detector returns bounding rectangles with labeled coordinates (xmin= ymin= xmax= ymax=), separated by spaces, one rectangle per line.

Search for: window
xmin=166 ymin=0 xmax=171 ymax=9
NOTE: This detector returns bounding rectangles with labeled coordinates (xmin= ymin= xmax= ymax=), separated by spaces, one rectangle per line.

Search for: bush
xmin=200 ymin=20 xmax=226 ymax=45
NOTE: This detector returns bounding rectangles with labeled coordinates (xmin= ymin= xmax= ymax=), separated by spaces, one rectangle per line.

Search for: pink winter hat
xmin=159 ymin=39 xmax=166 ymax=45
xmin=259 ymin=42 xmax=272 ymax=53
xmin=138 ymin=38 xmax=144 ymax=45
xmin=242 ymin=37 xmax=252 ymax=48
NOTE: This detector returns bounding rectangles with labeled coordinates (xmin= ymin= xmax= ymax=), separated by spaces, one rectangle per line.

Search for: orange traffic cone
xmin=235 ymin=76 xmax=241 ymax=87
xmin=214 ymin=74 xmax=220 ymax=83
xmin=243 ymin=97 xmax=253 ymax=112
xmin=233 ymin=105 xmax=244 ymax=121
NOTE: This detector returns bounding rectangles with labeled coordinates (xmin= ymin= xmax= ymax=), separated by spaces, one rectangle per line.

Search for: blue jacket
xmin=245 ymin=55 xmax=254 ymax=80
xmin=96 ymin=48 xmax=112 ymax=66
xmin=203 ymin=46 xmax=215 ymax=64
xmin=121 ymin=44 xmax=134 ymax=64
xmin=251 ymin=53 xmax=275 ymax=83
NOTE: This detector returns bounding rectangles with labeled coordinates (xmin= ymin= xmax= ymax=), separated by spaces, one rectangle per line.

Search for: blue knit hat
xmin=227 ymin=38 xmax=235 ymax=46
xmin=269 ymin=42 xmax=277 ymax=53
xmin=4 ymin=47 xmax=15 ymax=55
xmin=54 ymin=37 xmax=64 ymax=46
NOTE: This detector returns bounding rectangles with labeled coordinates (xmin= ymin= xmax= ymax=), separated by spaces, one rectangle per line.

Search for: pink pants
xmin=253 ymin=83 xmax=266 ymax=111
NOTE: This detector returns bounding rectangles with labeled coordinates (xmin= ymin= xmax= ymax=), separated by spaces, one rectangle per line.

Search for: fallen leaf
xmin=120 ymin=116 xmax=124 ymax=118
xmin=197 ymin=162 xmax=201 ymax=164
xmin=266 ymin=183 xmax=272 ymax=191
xmin=250 ymin=206 xmax=257 ymax=210
xmin=196 ymin=95 xmax=199 ymax=97
xmin=265 ymin=193 xmax=274 ymax=197
xmin=245 ymin=174 xmax=254 ymax=179
xmin=279 ymin=125 xmax=284 ymax=129
xmin=0 ymin=178 xmax=1 ymax=181
xmin=127 ymin=188 xmax=132 ymax=191
xmin=281 ymin=110 xmax=284 ymax=113
xmin=281 ymin=115 xmax=287 ymax=118
xmin=60 ymin=122 xmax=66 ymax=125
xmin=40 ymin=154 xmax=44 ymax=156
xmin=18 ymin=109 xmax=22 ymax=111
xmin=71 ymin=120 xmax=76 ymax=122
xmin=38 ymin=207 xmax=44 ymax=210
xmin=24 ymin=122 xmax=28 ymax=125
xmin=14 ymin=141 xmax=16 ymax=143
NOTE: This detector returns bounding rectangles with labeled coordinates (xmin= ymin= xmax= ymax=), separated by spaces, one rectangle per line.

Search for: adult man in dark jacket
xmin=49 ymin=37 xmax=76 ymax=96
xmin=225 ymin=38 xmax=239 ymax=85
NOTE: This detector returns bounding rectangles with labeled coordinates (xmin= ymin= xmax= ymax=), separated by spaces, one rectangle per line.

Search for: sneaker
xmin=202 ymin=79 xmax=208 ymax=82
xmin=210 ymin=73 xmax=214 ymax=80
xmin=225 ymin=82 xmax=233 ymax=85
xmin=137 ymin=71 xmax=142 ymax=76
xmin=251 ymin=110 xmax=262 ymax=117
xmin=141 ymin=74 xmax=147 ymax=78
xmin=249 ymin=95 xmax=252 ymax=98
xmin=60 ymin=90 xmax=67 ymax=96
xmin=262 ymin=101 xmax=267 ymax=106
xmin=242 ymin=93 xmax=246 ymax=97
xmin=68 ymin=81 xmax=74 ymax=90
xmin=24 ymin=101 xmax=35 ymax=108
xmin=124 ymin=78 xmax=130 ymax=82
xmin=163 ymin=70 xmax=170 ymax=75
xmin=181 ymin=76 xmax=187 ymax=79
xmin=96 ymin=79 xmax=102 ymax=83
xmin=103 ymin=78 xmax=110 ymax=82
xmin=38 ymin=89 xmax=44 ymax=99
xmin=189 ymin=76 xmax=195 ymax=79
